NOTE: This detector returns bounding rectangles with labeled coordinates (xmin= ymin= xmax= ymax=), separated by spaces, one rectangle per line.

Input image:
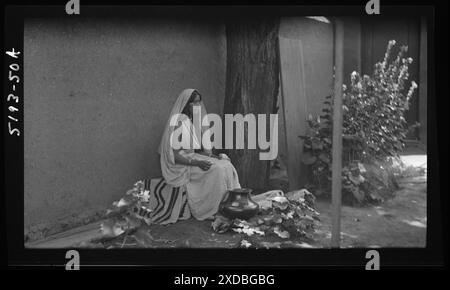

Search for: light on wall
xmin=305 ymin=16 xmax=331 ymax=24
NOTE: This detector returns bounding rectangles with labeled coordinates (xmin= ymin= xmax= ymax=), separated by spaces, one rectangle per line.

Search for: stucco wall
xmin=24 ymin=18 xmax=226 ymax=236
xmin=279 ymin=17 xmax=334 ymax=119
xmin=277 ymin=17 xmax=334 ymax=172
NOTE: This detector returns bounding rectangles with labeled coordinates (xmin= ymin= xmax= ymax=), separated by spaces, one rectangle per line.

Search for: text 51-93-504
xmin=6 ymin=48 xmax=21 ymax=137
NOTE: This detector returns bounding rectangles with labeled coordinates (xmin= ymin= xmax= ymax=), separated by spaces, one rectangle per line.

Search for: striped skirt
xmin=143 ymin=177 xmax=191 ymax=225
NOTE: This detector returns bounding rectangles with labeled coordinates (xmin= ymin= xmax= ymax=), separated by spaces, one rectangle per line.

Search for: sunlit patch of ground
xmin=400 ymin=155 xmax=427 ymax=169
xmin=312 ymin=152 xmax=427 ymax=248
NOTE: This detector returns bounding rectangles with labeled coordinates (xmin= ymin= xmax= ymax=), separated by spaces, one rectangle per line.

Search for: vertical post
xmin=418 ymin=16 xmax=427 ymax=147
xmin=331 ymin=19 xmax=344 ymax=248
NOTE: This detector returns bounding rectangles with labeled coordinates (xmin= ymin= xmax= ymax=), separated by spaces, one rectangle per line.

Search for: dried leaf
xmin=273 ymin=226 xmax=290 ymax=239
xmin=100 ymin=219 xmax=125 ymax=238
xmin=115 ymin=196 xmax=133 ymax=208
xmin=285 ymin=189 xmax=314 ymax=204
xmin=272 ymin=214 xmax=283 ymax=224
xmin=240 ymin=239 xmax=252 ymax=248
xmin=233 ymin=226 xmax=264 ymax=237
xmin=212 ymin=215 xmax=231 ymax=233
xmin=126 ymin=188 xmax=138 ymax=196
xmin=281 ymin=211 xmax=295 ymax=220
xmin=270 ymin=196 xmax=289 ymax=210
xmin=140 ymin=190 xmax=151 ymax=202
xmin=296 ymin=242 xmax=315 ymax=248
xmin=270 ymin=196 xmax=289 ymax=203
xmin=257 ymin=200 xmax=273 ymax=210
xmin=232 ymin=220 xmax=265 ymax=236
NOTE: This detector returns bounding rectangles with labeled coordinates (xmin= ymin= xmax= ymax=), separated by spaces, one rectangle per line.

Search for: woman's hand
xmin=193 ymin=159 xmax=213 ymax=171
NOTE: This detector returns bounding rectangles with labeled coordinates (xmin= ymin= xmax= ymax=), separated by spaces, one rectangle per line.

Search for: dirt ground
xmin=313 ymin=176 xmax=426 ymax=248
xmin=97 ymin=151 xmax=427 ymax=249
xmin=28 ymin=148 xmax=426 ymax=249
xmin=101 ymin=175 xmax=426 ymax=249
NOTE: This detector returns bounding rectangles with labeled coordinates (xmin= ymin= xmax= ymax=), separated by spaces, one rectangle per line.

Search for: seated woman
xmin=158 ymin=88 xmax=241 ymax=220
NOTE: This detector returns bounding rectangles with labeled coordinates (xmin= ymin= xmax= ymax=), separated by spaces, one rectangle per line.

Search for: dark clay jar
xmin=219 ymin=188 xmax=259 ymax=220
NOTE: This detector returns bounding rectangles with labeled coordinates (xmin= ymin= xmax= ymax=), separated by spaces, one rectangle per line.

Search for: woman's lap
xmin=185 ymin=153 xmax=240 ymax=220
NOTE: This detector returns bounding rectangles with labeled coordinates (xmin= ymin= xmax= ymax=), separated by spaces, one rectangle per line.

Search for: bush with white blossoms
xmin=344 ymin=40 xmax=419 ymax=159
xmin=300 ymin=40 xmax=419 ymax=204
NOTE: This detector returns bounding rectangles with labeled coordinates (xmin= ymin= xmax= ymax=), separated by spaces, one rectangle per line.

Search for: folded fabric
xmin=143 ymin=177 xmax=191 ymax=225
xmin=252 ymin=190 xmax=284 ymax=210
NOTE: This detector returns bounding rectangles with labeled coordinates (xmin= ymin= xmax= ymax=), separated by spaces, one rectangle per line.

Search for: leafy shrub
xmin=94 ymin=181 xmax=156 ymax=248
xmin=300 ymin=40 xmax=418 ymax=204
xmin=232 ymin=190 xmax=320 ymax=248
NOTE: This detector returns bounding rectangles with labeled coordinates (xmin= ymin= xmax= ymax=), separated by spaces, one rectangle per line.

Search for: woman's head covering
xmin=158 ymin=88 xmax=208 ymax=187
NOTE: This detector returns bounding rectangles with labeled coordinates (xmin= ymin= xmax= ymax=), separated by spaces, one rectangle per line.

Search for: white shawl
xmin=158 ymin=88 xmax=209 ymax=187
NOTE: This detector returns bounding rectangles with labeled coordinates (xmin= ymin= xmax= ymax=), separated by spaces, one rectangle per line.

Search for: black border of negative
xmin=3 ymin=1 xmax=448 ymax=271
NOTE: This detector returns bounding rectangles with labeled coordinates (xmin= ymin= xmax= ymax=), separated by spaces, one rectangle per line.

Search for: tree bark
xmin=223 ymin=18 xmax=280 ymax=190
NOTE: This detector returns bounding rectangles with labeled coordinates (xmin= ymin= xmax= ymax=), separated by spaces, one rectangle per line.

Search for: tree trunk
xmin=223 ymin=18 xmax=280 ymax=190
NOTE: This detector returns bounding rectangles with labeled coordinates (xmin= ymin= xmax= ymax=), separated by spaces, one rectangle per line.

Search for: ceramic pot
xmin=219 ymin=188 xmax=259 ymax=220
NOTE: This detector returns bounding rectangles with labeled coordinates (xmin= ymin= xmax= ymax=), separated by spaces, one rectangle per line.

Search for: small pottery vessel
xmin=219 ymin=188 xmax=259 ymax=220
